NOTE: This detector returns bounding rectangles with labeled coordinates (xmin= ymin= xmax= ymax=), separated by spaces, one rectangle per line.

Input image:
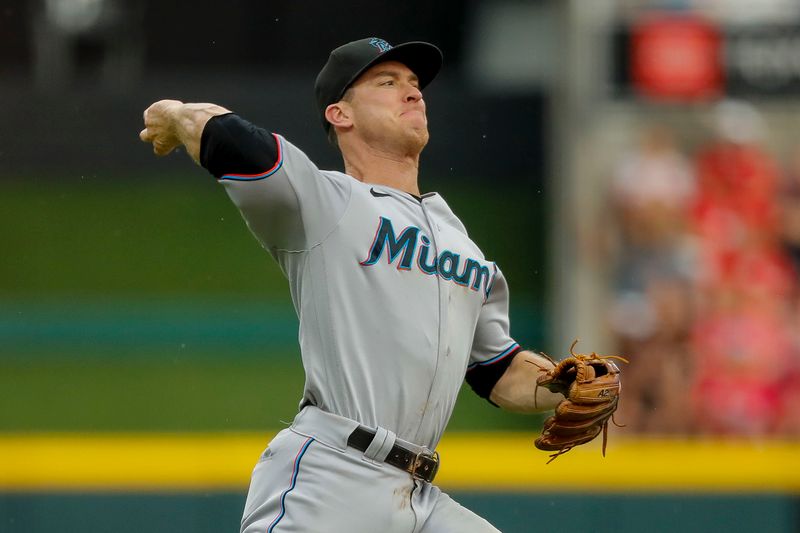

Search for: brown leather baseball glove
xmin=533 ymin=341 xmax=626 ymax=463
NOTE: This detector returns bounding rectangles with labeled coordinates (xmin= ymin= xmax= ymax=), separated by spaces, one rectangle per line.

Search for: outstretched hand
xmin=139 ymin=99 xmax=184 ymax=156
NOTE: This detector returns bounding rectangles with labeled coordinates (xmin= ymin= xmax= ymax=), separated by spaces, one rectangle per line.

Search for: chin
xmin=418 ymin=131 xmax=430 ymax=149
xmin=405 ymin=128 xmax=429 ymax=153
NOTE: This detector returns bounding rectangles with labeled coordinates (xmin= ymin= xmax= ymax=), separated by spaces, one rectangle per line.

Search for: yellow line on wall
xmin=0 ymin=432 xmax=798 ymax=493
xmin=439 ymin=433 xmax=800 ymax=493
xmin=0 ymin=433 xmax=265 ymax=492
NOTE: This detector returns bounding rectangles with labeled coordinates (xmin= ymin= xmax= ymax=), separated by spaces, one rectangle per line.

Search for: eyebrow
xmin=372 ymin=70 xmax=420 ymax=83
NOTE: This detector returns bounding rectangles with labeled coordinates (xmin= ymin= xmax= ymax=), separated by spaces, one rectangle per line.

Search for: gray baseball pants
xmin=240 ymin=406 xmax=501 ymax=533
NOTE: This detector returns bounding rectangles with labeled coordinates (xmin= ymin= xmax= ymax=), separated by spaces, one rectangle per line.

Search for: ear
xmin=325 ymin=101 xmax=353 ymax=130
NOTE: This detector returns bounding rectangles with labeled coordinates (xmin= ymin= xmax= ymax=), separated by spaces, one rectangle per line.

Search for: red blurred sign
xmin=631 ymin=15 xmax=723 ymax=101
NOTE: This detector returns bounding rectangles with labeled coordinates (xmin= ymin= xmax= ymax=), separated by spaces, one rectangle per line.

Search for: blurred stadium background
xmin=1 ymin=0 xmax=799 ymax=531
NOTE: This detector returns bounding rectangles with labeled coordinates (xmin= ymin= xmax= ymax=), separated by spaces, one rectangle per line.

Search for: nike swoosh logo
xmin=370 ymin=187 xmax=392 ymax=198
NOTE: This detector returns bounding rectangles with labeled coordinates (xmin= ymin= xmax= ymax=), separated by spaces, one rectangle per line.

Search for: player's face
xmin=346 ymin=61 xmax=429 ymax=153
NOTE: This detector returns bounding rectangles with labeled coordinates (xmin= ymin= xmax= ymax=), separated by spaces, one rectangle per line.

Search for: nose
xmin=405 ymin=84 xmax=423 ymax=102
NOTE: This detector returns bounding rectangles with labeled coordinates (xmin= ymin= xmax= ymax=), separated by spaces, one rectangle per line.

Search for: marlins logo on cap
xmin=368 ymin=38 xmax=393 ymax=53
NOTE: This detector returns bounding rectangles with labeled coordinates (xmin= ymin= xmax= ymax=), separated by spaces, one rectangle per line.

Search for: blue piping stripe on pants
xmin=267 ymin=437 xmax=315 ymax=532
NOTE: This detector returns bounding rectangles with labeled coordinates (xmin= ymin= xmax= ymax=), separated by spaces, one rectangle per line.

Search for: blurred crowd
xmin=608 ymin=101 xmax=800 ymax=438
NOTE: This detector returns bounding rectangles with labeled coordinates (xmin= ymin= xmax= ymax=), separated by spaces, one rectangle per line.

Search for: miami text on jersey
xmin=359 ymin=216 xmax=496 ymax=296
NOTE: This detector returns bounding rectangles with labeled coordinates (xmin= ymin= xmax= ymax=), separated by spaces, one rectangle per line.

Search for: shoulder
xmin=319 ymin=169 xmax=354 ymax=182
xmin=425 ymin=193 xmax=469 ymax=235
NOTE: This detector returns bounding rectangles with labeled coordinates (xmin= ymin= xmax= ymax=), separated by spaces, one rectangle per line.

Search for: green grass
xmin=1 ymin=178 xmax=547 ymax=433
xmin=0 ymin=177 xmax=289 ymax=299
xmin=0 ymin=350 xmax=305 ymax=432
xmin=0 ymin=348 xmax=543 ymax=433
xmin=0 ymin=177 xmax=546 ymax=301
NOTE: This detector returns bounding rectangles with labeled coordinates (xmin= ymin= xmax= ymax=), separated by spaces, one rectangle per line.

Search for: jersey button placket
xmin=415 ymin=199 xmax=449 ymax=442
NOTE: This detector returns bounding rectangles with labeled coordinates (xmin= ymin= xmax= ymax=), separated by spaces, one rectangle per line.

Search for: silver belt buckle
xmin=410 ymin=450 xmax=440 ymax=482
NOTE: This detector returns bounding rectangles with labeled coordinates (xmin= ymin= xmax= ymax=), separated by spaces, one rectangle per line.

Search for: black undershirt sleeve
xmin=199 ymin=113 xmax=280 ymax=179
xmin=465 ymin=347 xmax=521 ymax=407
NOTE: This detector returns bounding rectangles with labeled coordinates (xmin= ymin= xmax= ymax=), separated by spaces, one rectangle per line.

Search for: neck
xmin=340 ymin=139 xmax=422 ymax=196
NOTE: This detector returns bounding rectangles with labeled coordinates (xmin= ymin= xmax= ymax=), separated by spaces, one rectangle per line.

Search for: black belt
xmin=347 ymin=427 xmax=440 ymax=483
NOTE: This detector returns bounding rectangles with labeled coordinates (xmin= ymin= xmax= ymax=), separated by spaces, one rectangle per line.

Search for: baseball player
xmin=140 ymin=37 xmax=576 ymax=533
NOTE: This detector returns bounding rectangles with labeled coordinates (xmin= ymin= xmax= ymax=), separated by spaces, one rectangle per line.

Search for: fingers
xmin=140 ymin=106 xmax=157 ymax=146
xmin=140 ymin=127 xmax=175 ymax=156
xmin=139 ymin=127 xmax=170 ymax=155
xmin=152 ymin=141 xmax=176 ymax=156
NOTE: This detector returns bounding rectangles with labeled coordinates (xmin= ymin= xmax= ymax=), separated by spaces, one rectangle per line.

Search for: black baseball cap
xmin=314 ymin=37 xmax=443 ymax=133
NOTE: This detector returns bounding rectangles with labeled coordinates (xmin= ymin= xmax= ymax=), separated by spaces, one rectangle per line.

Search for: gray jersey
xmin=203 ymin=116 xmax=518 ymax=450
